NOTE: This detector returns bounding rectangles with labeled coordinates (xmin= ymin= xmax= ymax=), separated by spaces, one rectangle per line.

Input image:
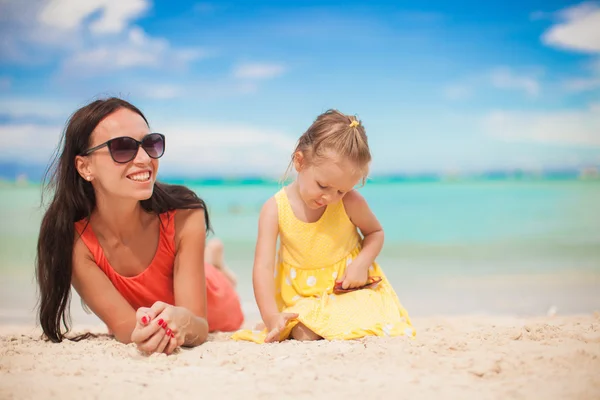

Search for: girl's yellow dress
xmin=231 ymin=188 xmax=415 ymax=342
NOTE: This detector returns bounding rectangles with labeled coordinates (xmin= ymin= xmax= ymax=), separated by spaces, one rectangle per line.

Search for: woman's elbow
xmin=183 ymin=317 xmax=209 ymax=347
xmin=182 ymin=334 xmax=208 ymax=348
xmin=112 ymin=329 xmax=133 ymax=345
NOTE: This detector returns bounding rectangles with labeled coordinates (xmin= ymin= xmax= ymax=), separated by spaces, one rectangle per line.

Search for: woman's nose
xmin=132 ymin=145 xmax=151 ymax=163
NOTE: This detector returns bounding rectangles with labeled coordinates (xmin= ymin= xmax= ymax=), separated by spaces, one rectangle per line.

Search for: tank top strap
xmin=74 ymin=219 xmax=108 ymax=268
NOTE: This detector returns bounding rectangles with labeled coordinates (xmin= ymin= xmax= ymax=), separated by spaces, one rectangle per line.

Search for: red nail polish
xmin=170 ymin=332 xmax=175 ymax=338
xmin=166 ymin=329 xmax=172 ymax=336
xmin=157 ymin=318 xmax=164 ymax=326
xmin=141 ymin=316 xmax=148 ymax=324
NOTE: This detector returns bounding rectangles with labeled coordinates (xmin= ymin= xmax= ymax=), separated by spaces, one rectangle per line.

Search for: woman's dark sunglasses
xmin=80 ymin=133 xmax=165 ymax=164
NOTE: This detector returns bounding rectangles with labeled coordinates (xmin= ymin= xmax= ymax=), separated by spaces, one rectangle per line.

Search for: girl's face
xmin=294 ymin=151 xmax=364 ymax=209
xmin=75 ymin=108 xmax=160 ymax=202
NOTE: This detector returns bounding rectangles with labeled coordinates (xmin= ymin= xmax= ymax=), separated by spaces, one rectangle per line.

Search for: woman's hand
xmin=130 ymin=302 xmax=183 ymax=355
xmin=150 ymin=301 xmax=189 ymax=352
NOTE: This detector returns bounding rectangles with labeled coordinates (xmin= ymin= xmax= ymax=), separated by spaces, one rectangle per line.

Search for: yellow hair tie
xmin=349 ymin=120 xmax=359 ymax=128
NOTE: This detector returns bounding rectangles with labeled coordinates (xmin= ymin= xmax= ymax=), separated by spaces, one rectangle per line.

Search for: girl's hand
xmin=264 ymin=312 xmax=298 ymax=343
xmin=338 ymin=261 xmax=369 ymax=290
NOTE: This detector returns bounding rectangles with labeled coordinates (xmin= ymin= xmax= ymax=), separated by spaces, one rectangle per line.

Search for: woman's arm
xmin=71 ymin=236 xmax=137 ymax=344
xmin=72 ymin=233 xmax=181 ymax=354
xmin=71 ymin=230 xmax=180 ymax=354
xmin=170 ymin=208 xmax=210 ymax=346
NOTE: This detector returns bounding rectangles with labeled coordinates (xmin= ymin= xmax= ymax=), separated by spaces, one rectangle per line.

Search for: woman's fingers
xmin=150 ymin=301 xmax=169 ymax=316
xmin=154 ymin=329 xmax=172 ymax=354
xmin=131 ymin=315 xmax=164 ymax=344
xmin=137 ymin=327 xmax=167 ymax=354
xmin=163 ymin=335 xmax=178 ymax=355
xmin=135 ymin=307 xmax=154 ymax=326
xmin=134 ymin=303 xmax=183 ymax=355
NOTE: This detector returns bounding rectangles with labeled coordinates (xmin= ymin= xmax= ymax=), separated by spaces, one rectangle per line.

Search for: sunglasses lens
xmin=108 ymin=137 xmax=139 ymax=163
xmin=142 ymin=134 xmax=165 ymax=159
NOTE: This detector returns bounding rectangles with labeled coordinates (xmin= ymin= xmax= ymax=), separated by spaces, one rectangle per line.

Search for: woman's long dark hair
xmin=36 ymin=97 xmax=210 ymax=343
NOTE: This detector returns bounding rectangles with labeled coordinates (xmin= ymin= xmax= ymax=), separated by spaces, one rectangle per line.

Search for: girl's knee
xmin=291 ymin=323 xmax=321 ymax=341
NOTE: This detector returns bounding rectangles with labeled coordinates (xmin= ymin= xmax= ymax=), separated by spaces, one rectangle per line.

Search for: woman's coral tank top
xmin=74 ymin=210 xmax=244 ymax=332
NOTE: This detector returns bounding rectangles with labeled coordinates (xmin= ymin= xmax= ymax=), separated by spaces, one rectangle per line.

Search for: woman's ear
xmin=75 ymin=155 xmax=93 ymax=182
xmin=293 ymin=151 xmax=305 ymax=172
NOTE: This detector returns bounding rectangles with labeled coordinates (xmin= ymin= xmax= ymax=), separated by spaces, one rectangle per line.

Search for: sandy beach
xmin=1 ymin=313 xmax=599 ymax=400
xmin=1 ymin=183 xmax=599 ymax=399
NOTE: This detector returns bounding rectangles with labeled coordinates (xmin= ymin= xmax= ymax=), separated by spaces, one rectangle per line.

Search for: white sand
xmin=1 ymin=313 xmax=599 ymax=399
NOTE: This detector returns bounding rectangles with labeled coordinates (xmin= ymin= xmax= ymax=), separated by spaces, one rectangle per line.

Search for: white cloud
xmin=152 ymin=121 xmax=296 ymax=176
xmin=38 ymin=0 xmax=149 ymax=35
xmin=0 ymin=97 xmax=74 ymax=119
xmin=1 ymin=0 xmax=149 ymax=58
xmin=540 ymin=3 xmax=600 ymax=92
xmin=0 ymin=119 xmax=297 ymax=176
xmin=565 ymin=57 xmax=600 ymax=91
xmin=62 ymin=27 xmax=208 ymax=76
xmin=1 ymin=0 xmax=205 ymax=78
xmin=133 ymin=80 xmax=258 ymax=100
xmin=442 ymin=84 xmax=472 ymax=100
xmin=0 ymin=124 xmax=64 ymax=162
xmin=483 ymin=104 xmax=600 ymax=147
xmin=530 ymin=10 xmax=551 ymax=21
xmin=489 ymin=67 xmax=540 ymax=97
xmin=139 ymin=84 xmax=184 ymax=100
xmin=542 ymin=2 xmax=600 ymax=53
xmin=233 ymin=63 xmax=286 ymax=79
xmin=563 ymin=76 xmax=600 ymax=91
xmin=0 ymin=0 xmax=68 ymax=62
xmin=443 ymin=67 xmax=541 ymax=100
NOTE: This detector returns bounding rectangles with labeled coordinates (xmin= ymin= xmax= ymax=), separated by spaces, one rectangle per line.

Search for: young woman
xmin=36 ymin=97 xmax=244 ymax=355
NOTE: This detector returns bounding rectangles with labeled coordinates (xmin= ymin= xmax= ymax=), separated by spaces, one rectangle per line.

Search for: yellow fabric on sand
xmin=231 ymin=188 xmax=415 ymax=343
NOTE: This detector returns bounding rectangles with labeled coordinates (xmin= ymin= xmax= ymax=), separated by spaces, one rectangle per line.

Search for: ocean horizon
xmin=1 ymin=158 xmax=600 ymax=186
xmin=1 ymin=179 xmax=599 ymax=326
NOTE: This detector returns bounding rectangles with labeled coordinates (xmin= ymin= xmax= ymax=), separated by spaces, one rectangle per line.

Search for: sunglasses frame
xmin=80 ymin=133 xmax=165 ymax=164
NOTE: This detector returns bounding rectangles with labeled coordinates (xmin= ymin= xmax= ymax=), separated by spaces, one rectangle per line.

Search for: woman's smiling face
xmin=77 ymin=108 xmax=159 ymax=201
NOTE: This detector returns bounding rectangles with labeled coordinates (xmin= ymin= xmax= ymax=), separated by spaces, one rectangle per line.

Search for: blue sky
xmin=0 ymin=0 xmax=598 ymax=178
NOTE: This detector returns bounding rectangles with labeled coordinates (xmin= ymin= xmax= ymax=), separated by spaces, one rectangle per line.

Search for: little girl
xmin=232 ymin=110 xmax=414 ymax=343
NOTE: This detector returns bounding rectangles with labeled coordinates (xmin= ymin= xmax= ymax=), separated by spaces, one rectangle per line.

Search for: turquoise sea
xmin=1 ymin=179 xmax=599 ymax=324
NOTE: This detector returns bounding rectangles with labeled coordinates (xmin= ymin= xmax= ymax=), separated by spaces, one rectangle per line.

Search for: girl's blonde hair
xmin=283 ymin=109 xmax=371 ymax=184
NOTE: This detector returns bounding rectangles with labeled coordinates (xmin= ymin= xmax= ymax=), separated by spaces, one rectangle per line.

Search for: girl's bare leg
xmin=291 ymin=323 xmax=322 ymax=341
xmin=205 ymin=238 xmax=237 ymax=287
